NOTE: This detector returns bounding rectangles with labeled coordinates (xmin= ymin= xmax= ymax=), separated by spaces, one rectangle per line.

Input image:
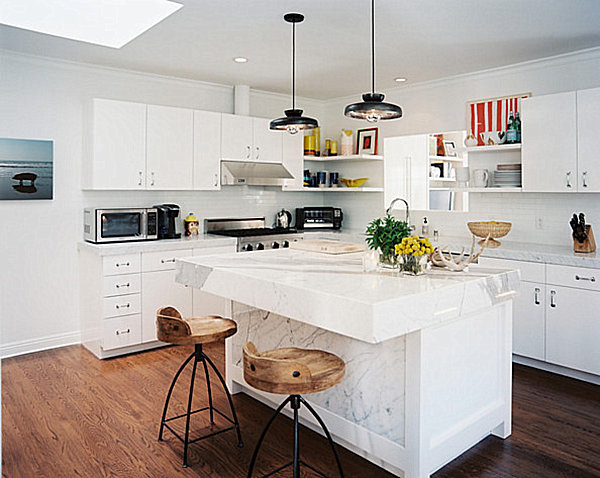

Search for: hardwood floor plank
xmin=3 ymin=346 xmax=599 ymax=478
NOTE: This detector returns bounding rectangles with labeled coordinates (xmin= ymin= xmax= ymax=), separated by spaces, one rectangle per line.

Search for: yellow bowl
xmin=339 ymin=177 xmax=369 ymax=188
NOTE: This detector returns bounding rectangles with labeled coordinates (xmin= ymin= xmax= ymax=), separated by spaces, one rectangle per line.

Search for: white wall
xmin=0 ymin=52 xmax=324 ymax=356
xmin=319 ymin=48 xmax=600 ymax=242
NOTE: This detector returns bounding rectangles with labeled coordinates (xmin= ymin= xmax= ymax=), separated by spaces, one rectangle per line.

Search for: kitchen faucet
xmin=386 ymin=197 xmax=410 ymax=225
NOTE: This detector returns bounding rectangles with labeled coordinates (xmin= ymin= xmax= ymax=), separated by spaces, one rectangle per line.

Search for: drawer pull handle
xmin=116 ymin=262 xmax=130 ymax=268
xmin=115 ymin=303 xmax=130 ymax=310
xmin=575 ymin=275 xmax=595 ymax=282
xmin=566 ymin=171 xmax=572 ymax=188
xmin=582 ymin=171 xmax=588 ymax=188
xmin=161 ymin=258 xmax=176 ymax=264
xmin=534 ymin=287 xmax=541 ymax=305
xmin=550 ymin=290 xmax=556 ymax=308
xmin=115 ymin=328 xmax=131 ymax=336
xmin=115 ymin=283 xmax=130 ymax=289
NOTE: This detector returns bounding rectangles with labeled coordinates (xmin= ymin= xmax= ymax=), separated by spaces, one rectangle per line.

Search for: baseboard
xmin=1 ymin=331 xmax=81 ymax=359
xmin=513 ymin=355 xmax=600 ymax=386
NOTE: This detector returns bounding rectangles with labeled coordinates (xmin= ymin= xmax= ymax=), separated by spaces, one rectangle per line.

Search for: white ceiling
xmin=2 ymin=0 xmax=600 ymax=99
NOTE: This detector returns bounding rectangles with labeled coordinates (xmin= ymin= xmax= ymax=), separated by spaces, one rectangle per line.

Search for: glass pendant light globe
xmin=270 ymin=13 xmax=319 ymax=133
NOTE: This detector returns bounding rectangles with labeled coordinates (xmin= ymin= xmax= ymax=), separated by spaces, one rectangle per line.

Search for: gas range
xmin=205 ymin=217 xmax=303 ymax=252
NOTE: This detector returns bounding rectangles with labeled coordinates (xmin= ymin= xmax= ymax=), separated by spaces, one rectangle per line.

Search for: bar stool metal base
xmin=158 ymin=343 xmax=243 ymax=467
xmin=248 ymin=394 xmax=344 ymax=478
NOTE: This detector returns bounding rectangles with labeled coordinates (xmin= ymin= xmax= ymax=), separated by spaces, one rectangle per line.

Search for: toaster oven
xmin=295 ymin=207 xmax=343 ymax=230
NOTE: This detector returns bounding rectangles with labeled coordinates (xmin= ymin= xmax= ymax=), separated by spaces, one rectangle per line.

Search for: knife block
xmin=573 ymin=225 xmax=596 ymax=253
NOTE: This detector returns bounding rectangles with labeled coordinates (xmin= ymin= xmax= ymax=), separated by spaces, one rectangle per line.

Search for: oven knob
xmin=272 ymin=241 xmax=280 ymax=249
xmin=244 ymin=244 xmax=253 ymax=252
xmin=282 ymin=240 xmax=290 ymax=248
xmin=257 ymin=243 xmax=265 ymax=250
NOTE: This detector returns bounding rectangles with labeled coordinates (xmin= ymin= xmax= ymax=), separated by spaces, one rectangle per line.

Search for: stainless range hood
xmin=221 ymin=160 xmax=294 ymax=186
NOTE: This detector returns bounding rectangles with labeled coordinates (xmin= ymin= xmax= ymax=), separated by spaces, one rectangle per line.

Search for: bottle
xmin=506 ymin=111 xmax=517 ymax=144
xmin=515 ymin=112 xmax=522 ymax=143
xmin=421 ymin=217 xmax=430 ymax=236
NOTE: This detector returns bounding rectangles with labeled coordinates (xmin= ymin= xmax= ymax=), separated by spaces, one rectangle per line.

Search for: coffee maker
xmin=154 ymin=204 xmax=181 ymax=239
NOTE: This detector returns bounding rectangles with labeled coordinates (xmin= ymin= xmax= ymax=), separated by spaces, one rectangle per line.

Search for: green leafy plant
xmin=365 ymin=215 xmax=411 ymax=262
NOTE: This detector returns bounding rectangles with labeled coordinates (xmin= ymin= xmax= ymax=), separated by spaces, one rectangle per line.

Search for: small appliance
xmin=83 ymin=208 xmax=158 ymax=243
xmin=295 ymin=207 xmax=343 ymax=230
xmin=275 ymin=209 xmax=292 ymax=229
xmin=154 ymin=204 xmax=181 ymax=239
xmin=206 ymin=217 xmax=303 ymax=252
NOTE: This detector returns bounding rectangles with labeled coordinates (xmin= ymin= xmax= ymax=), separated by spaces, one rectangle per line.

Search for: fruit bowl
xmin=467 ymin=221 xmax=512 ymax=248
xmin=339 ymin=177 xmax=369 ymax=188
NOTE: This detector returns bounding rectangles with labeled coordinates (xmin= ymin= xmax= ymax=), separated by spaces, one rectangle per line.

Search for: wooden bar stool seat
xmin=156 ymin=306 xmax=242 ymax=468
xmin=243 ymin=342 xmax=346 ymax=478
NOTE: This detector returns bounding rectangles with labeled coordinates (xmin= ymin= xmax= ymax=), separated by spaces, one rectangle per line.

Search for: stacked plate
xmin=493 ymin=169 xmax=521 ymax=187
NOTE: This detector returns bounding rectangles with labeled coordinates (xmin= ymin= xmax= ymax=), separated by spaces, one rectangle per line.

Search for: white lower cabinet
xmin=512 ymin=281 xmax=546 ymax=360
xmin=546 ymin=285 xmax=600 ymax=376
xmin=102 ymin=315 xmax=143 ymax=351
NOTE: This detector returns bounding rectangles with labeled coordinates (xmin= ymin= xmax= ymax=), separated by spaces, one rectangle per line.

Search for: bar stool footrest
xmin=162 ymin=405 xmax=237 ymax=444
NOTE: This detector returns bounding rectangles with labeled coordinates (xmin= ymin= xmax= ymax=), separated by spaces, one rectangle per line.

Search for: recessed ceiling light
xmin=233 ymin=57 xmax=248 ymax=63
xmin=0 ymin=0 xmax=182 ymax=49
xmin=394 ymin=77 xmax=407 ymax=83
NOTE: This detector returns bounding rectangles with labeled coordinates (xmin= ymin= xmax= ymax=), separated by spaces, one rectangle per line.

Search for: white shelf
xmin=429 ymin=155 xmax=464 ymax=163
xmin=301 ymin=187 xmax=383 ymax=192
xmin=429 ymin=177 xmax=456 ymax=182
xmin=454 ymin=187 xmax=522 ymax=193
xmin=466 ymin=144 xmax=522 ymax=153
xmin=303 ymin=154 xmax=383 ymax=162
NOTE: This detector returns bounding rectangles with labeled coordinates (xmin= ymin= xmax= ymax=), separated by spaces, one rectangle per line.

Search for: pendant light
xmin=344 ymin=0 xmax=402 ymax=122
xmin=270 ymin=13 xmax=318 ymax=134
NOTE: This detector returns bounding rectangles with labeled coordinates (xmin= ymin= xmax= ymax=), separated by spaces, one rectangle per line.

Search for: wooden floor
xmin=2 ymin=343 xmax=599 ymax=477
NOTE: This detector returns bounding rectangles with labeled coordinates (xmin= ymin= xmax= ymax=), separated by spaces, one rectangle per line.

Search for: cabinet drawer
xmin=103 ymin=293 xmax=141 ymax=318
xmin=546 ymin=264 xmax=600 ymax=291
xmin=102 ymin=315 xmax=142 ymax=351
xmin=478 ymin=257 xmax=545 ymax=283
xmin=103 ymin=273 xmax=141 ymax=297
xmin=103 ymin=254 xmax=141 ymax=276
xmin=142 ymin=249 xmax=193 ymax=272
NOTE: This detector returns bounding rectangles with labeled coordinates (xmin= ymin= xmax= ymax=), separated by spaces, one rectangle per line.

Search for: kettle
xmin=276 ymin=209 xmax=292 ymax=229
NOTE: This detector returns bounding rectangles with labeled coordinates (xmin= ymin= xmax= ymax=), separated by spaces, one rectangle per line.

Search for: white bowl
xmin=479 ymin=131 xmax=506 ymax=145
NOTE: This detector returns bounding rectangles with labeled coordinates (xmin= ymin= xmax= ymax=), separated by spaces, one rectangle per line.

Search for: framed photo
xmin=443 ymin=140 xmax=456 ymax=157
xmin=466 ymin=93 xmax=531 ymax=146
xmin=0 ymin=137 xmax=53 ymax=200
xmin=356 ymin=128 xmax=378 ymax=155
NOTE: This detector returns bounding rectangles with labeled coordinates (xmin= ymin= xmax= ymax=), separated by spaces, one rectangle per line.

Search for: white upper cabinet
xmin=88 ymin=99 xmax=147 ymax=189
xmin=282 ymin=132 xmax=303 ymax=190
xmin=193 ymin=110 xmax=222 ymax=190
xmin=252 ymin=117 xmax=282 ymax=163
xmin=577 ymin=87 xmax=600 ymax=192
xmin=221 ymin=113 xmax=254 ymax=161
xmin=221 ymin=114 xmax=282 ymax=163
xmin=521 ymin=92 xmax=578 ymax=192
xmin=146 ymin=105 xmax=193 ymax=190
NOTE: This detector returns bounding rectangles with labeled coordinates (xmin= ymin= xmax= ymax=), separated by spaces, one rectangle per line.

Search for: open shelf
xmin=301 ymin=187 xmax=383 ymax=192
xmin=304 ymin=154 xmax=383 ymax=162
xmin=466 ymin=144 xmax=522 ymax=153
xmin=429 ymin=155 xmax=464 ymax=163
xmin=454 ymin=187 xmax=522 ymax=193
xmin=429 ymin=177 xmax=456 ymax=182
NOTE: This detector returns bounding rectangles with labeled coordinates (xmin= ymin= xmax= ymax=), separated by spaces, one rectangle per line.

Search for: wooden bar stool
xmin=157 ymin=306 xmax=243 ymax=467
xmin=243 ymin=342 xmax=346 ymax=478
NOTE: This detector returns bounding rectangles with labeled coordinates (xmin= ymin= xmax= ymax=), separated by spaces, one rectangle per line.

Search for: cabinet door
xmin=253 ymin=118 xmax=282 ymax=163
xmin=91 ymin=99 xmax=146 ymax=189
xmin=193 ymin=110 xmax=222 ymax=190
xmin=221 ymin=113 xmax=253 ymax=161
xmin=512 ymin=282 xmax=546 ymax=360
xmin=577 ymin=87 xmax=600 ymax=192
xmin=384 ymin=135 xmax=428 ymax=211
xmin=146 ymin=105 xmax=193 ymax=190
xmin=141 ymin=270 xmax=193 ymax=343
xmin=546 ymin=285 xmax=600 ymax=375
xmin=521 ymin=92 xmax=577 ymax=192
xmin=282 ymin=133 xmax=304 ymax=190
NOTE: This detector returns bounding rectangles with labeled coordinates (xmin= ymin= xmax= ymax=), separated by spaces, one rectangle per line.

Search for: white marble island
xmin=177 ymin=249 xmax=519 ymax=478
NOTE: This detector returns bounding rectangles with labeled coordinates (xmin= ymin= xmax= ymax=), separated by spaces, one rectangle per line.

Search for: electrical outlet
xmin=535 ymin=216 xmax=544 ymax=230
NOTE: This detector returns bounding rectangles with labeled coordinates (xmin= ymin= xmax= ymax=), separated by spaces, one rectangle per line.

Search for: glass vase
xmin=378 ymin=250 xmax=399 ymax=270
xmin=400 ymin=254 xmax=428 ymax=276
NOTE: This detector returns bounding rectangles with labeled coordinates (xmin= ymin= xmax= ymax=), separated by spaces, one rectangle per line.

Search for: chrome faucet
xmin=386 ymin=197 xmax=410 ymax=224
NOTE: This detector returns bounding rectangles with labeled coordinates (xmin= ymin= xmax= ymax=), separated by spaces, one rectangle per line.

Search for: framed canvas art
xmin=356 ymin=127 xmax=378 ymax=155
xmin=0 ymin=138 xmax=53 ymax=200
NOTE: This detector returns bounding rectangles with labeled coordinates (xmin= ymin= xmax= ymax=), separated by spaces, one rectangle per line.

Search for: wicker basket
xmin=467 ymin=221 xmax=512 ymax=248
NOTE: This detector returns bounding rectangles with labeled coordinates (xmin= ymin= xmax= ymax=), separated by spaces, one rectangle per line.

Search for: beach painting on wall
xmin=0 ymin=138 xmax=53 ymax=200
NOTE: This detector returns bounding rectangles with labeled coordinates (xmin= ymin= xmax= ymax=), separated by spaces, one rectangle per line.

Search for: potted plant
xmin=365 ymin=215 xmax=412 ymax=268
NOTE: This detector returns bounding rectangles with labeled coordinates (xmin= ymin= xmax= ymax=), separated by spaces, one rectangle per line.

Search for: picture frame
xmin=356 ymin=127 xmax=378 ymax=155
xmin=443 ymin=140 xmax=456 ymax=157
xmin=466 ymin=93 xmax=531 ymax=146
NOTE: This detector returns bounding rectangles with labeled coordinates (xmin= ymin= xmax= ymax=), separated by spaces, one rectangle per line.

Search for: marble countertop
xmin=78 ymin=235 xmax=237 ymax=256
xmin=176 ymin=248 xmax=519 ymax=344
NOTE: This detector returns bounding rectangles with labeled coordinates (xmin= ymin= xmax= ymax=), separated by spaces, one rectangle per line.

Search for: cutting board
xmin=290 ymin=239 xmax=366 ymax=255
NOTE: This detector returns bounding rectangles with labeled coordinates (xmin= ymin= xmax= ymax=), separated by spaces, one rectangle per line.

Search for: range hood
xmin=221 ymin=160 xmax=294 ymax=186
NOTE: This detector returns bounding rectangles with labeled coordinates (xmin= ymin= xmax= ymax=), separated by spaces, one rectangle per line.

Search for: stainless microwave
xmin=84 ymin=208 xmax=158 ymax=243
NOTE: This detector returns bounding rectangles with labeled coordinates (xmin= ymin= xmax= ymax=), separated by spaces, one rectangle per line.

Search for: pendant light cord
xmin=371 ymin=0 xmax=375 ymax=94
xmin=292 ymin=21 xmax=296 ymax=110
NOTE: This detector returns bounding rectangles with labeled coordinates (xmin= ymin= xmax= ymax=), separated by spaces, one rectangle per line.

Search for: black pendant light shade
xmin=270 ymin=13 xmax=318 ymax=134
xmin=344 ymin=0 xmax=402 ymax=122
